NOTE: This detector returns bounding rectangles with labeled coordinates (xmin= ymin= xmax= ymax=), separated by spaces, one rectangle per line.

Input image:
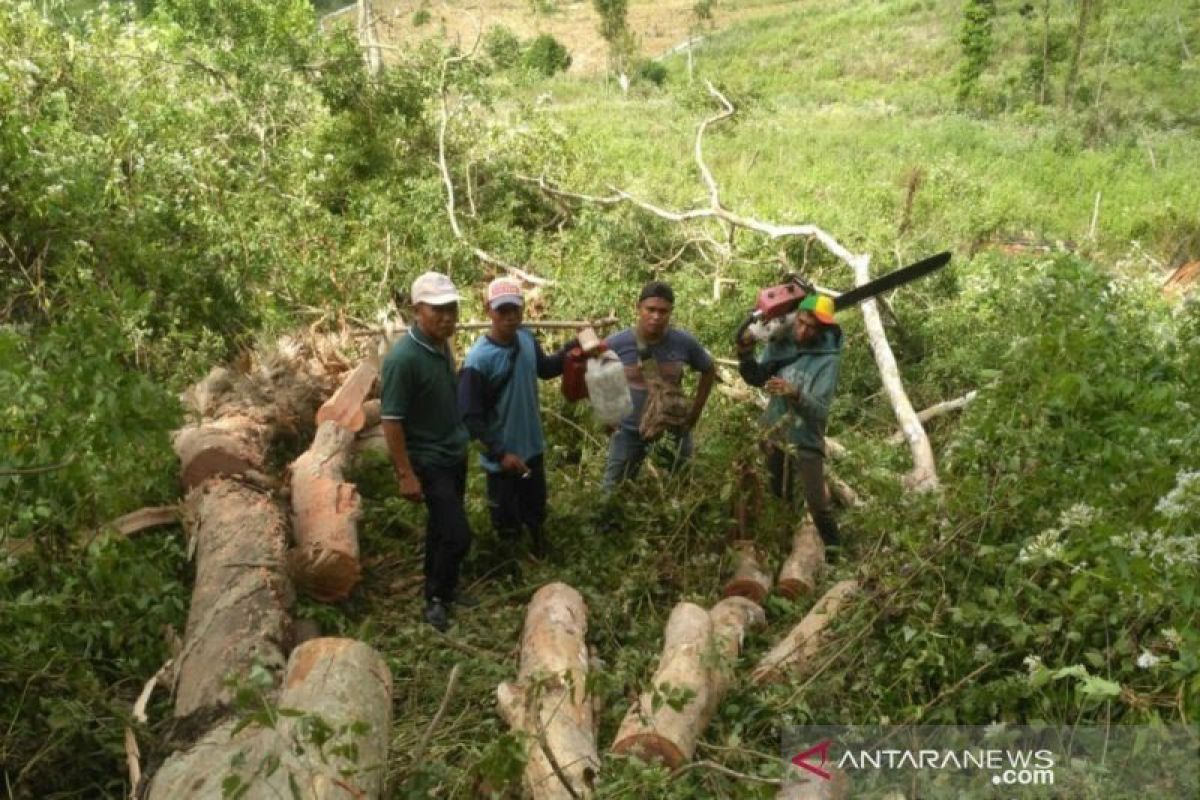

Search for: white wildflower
xmin=1161 ymin=629 xmax=1183 ymax=650
xmin=1059 ymin=503 xmax=1098 ymax=531
xmin=1154 ymin=470 xmax=1200 ymax=519
xmin=1136 ymin=650 xmax=1161 ymax=670
xmin=1023 ymin=655 xmax=1043 ymax=675
xmin=1018 ymin=528 xmax=1064 ymax=563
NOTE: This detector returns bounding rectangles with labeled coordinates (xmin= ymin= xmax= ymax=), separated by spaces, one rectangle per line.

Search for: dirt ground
xmin=341 ymin=0 xmax=796 ymax=74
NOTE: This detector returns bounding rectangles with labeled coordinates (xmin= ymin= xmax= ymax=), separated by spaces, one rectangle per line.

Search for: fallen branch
xmin=412 ymin=663 xmax=462 ymax=766
xmin=107 ymin=505 xmax=180 ymax=537
xmin=438 ymin=49 xmax=553 ymax=287
xmin=887 ymin=390 xmax=978 ymax=445
xmin=124 ymin=658 xmax=175 ymax=800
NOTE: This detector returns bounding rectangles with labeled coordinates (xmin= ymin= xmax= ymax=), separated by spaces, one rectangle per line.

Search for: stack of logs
xmin=141 ymin=345 xmax=395 ymax=798
xmin=496 ymin=461 xmax=859 ymax=799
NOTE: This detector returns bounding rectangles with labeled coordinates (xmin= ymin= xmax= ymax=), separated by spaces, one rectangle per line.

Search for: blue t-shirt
xmin=604 ymin=327 xmax=714 ymax=432
xmin=460 ymin=328 xmax=546 ymax=473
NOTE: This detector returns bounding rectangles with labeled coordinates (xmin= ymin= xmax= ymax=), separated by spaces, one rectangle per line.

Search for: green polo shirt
xmin=380 ymin=327 xmax=469 ymax=468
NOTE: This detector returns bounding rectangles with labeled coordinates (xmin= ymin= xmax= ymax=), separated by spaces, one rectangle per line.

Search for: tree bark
xmin=852 ymin=255 xmax=939 ymax=491
xmin=149 ymin=637 xmax=392 ymax=799
xmin=496 ymin=582 xmax=599 ymax=800
xmin=776 ymin=523 xmax=824 ymax=600
xmin=723 ymin=539 xmax=772 ymax=604
xmin=707 ymin=596 xmax=767 ymax=701
xmin=174 ymin=414 xmax=272 ymax=490
xmin=611 ymin=603 xmax=715 ymax=769
xmin=174 ymin=480 xmax=294 ymax=720
xmin=316 ymin=362 xmax=378 ymax=433
xmin=752 ymin=580 xmax=858 ymax=685
xmin=289 ymin=421 xmax=363 ymax=602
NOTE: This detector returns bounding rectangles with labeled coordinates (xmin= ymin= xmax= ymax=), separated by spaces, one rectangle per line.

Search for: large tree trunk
xmin=173 ymin=480 xmax=294 ymax=720
xmin=289 ymin=421 xmax=363 ymax=602
xmin=612 ymin=603 xmax=708 ymax=769
xmin=174 ymin=413 xmax=273 ymax=490
xmin=316 ymin=362 xmax=378 ymax=433
xmin=497 ymin=583 xmax=599 ymax=800
xmin=776 ymin=522 xmax=824 ymax=600
xmin=752 ymin=580 xmax=858 ymax=685
xmin=148 ymin=638 xmax=392 ymax=799
xmin=723 ymin=539 xmax=773 ymax=604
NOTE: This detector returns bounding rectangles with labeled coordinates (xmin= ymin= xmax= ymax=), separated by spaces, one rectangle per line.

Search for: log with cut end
xmin=723 ymin=539 xmax=772 ymax=604
xmin=174 ymin=414 xmax=272 ymax=490
xmin=496 ymin=582 xmax=599 ymax=800
xmin=289 ymin=420 xmax=363 ymax=602
xmin=148 ymin=637 xmax=392 ymax=799
xmin=316 ymin=362 xmax=378 ymax=432
xmin=707 ymin=596 xmax=767 ymax=700
xmin=751 ymin=580 xmax=858 ymax=686
xmin=776 ymin=522 xmax=824 ymax=600
xmin=174 ymin=480 xmax=293 ymax=720
xmin=611 ymin=602 xmax=716 ymax=770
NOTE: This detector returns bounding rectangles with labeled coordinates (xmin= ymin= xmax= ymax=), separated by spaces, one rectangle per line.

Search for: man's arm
xmin=686 ymin=368 xmax=716 ymax=430
xmin=736 ymin=341 xmax=773 ymax=387
xmin=382 ymin=420 xmax=423 ymax=502
xmin=534 ymin=335 xmax=576 ymax=379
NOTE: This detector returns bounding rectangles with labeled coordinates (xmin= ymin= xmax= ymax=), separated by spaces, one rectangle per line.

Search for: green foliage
xmin=484 ymin=24 xmax=523 ymax=70
xmin=633 ymin=58 xmax=669 ymax=87
xmin=957 ymin=0 xmax=997 ymax=103
xmin=522 ymin=33 xmax=572 ymax=77
xmin=412 ymin=7 xmax=431 ymax=27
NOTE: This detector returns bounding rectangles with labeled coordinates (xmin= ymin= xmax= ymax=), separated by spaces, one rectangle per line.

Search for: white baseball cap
xmin=486 ymin=278 xmax=523 ymax=310
xmin=411 ymin=271 xmax=461 ymax=305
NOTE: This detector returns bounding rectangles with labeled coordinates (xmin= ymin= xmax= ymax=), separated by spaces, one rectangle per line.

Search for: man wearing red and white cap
xmin=458 ymin=278 xmax=573 ymax=565
xmin=380 ymin=271 xmax=474 ymax=631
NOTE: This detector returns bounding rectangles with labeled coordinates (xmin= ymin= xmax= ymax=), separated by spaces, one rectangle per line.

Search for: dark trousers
xmin=486 ymin=454 xmax=547 ymax=537
xmin=414 ymin=459 xmax=473 ymax=602
xmin=766 ymin=443 xmax=840 ymax=546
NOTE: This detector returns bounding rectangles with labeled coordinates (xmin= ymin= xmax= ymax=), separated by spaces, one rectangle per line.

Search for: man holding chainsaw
xmin=737 ymin=293 xmax=842 ymax=548
xmin=602 ymin=281 xmax=716 ymax=489
xmin=458 ymin=278 xmax=574 ymax=563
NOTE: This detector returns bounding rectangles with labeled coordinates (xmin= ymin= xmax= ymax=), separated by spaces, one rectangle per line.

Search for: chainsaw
xmin=734 ymin=251 xmax=953 ymax=344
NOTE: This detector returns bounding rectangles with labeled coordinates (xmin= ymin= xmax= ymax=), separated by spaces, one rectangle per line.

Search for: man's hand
xmin=499 ymin=452 xmax=530 ymax=475
xmin=397 ymin=471 xmax=423 ymax=503
xmin=765 ymin=376 xmax=799 ymax=399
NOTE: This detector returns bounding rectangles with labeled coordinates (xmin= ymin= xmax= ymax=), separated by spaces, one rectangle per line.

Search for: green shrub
xmin=484 ymin=24 xmax=523 ymax=70
xmin=522 ymin=33 xmax=571 ymax=76
xmin=412 ymin=7 xmax=430 ymax=26
xmin=634 ymin=58 xmax=668 ymax=87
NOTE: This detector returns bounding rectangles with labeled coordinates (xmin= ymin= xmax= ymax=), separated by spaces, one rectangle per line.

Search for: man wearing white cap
xmin=458 ymin=278 xmax=574 ymax=565
xmin=380 ymin=271 xmax=474 ymax=631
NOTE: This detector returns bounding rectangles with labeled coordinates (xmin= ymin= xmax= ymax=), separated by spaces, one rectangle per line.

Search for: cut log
xmin=316 ymin=362 xmax=378 ymax=433
xmin=776 ymin=523 xmax=824 ymax=600
xmin=707 ymin=596 xmax=767 ymax=701
xmin=289 ymin=421 xmax=363 ymax=602
xmin=723 ymin=539 xmax=772 ymax=604
xmin=174 ymin=480 xmax=293 ymax=720
xmin=148 ymin=637 xmax=392 ymax=799
xmin=825 ymin=473 xmax=863 ymax=509
xmin=611 ymin=602 xmax=714 ymax=770
xmin=174 ymin=414 xmax=272 ymax=490
xmin=361 ymin=398 xmax=381 ymax=429
xmin=496 ymin=582 xmax=598 ymax=800
xmin=752 ymin=580 xmax=858 ymax=685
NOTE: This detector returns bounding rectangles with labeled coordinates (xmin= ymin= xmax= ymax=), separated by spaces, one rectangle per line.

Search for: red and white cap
xmin=411 ymin=271 xmax=461 ymax=305
xmin=486 ymin=278 xmax=523 ymax=309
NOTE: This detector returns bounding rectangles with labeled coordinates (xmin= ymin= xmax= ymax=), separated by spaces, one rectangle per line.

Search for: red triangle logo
xmin=791 ymin=739 xmax=833 ymax=780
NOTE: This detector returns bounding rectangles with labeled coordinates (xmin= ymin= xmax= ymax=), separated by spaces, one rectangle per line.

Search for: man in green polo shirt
xmin=380 ymin=271 xmax=474 ymax=631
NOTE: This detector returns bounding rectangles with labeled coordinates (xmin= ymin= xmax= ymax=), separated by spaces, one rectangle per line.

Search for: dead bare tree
xmin=526 ymin=82 xmax=941 ymax=490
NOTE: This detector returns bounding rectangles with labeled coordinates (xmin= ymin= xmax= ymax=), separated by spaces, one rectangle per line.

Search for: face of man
xmin=487 ymin=303 xmax=523 ymax=343
xmin=414 ymin=301 xmax=459 ymax=344
xmin=636 ymin=296 xmax=673 ymax=342
xmin=792 ymin=310 xmax=821 ymax=344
